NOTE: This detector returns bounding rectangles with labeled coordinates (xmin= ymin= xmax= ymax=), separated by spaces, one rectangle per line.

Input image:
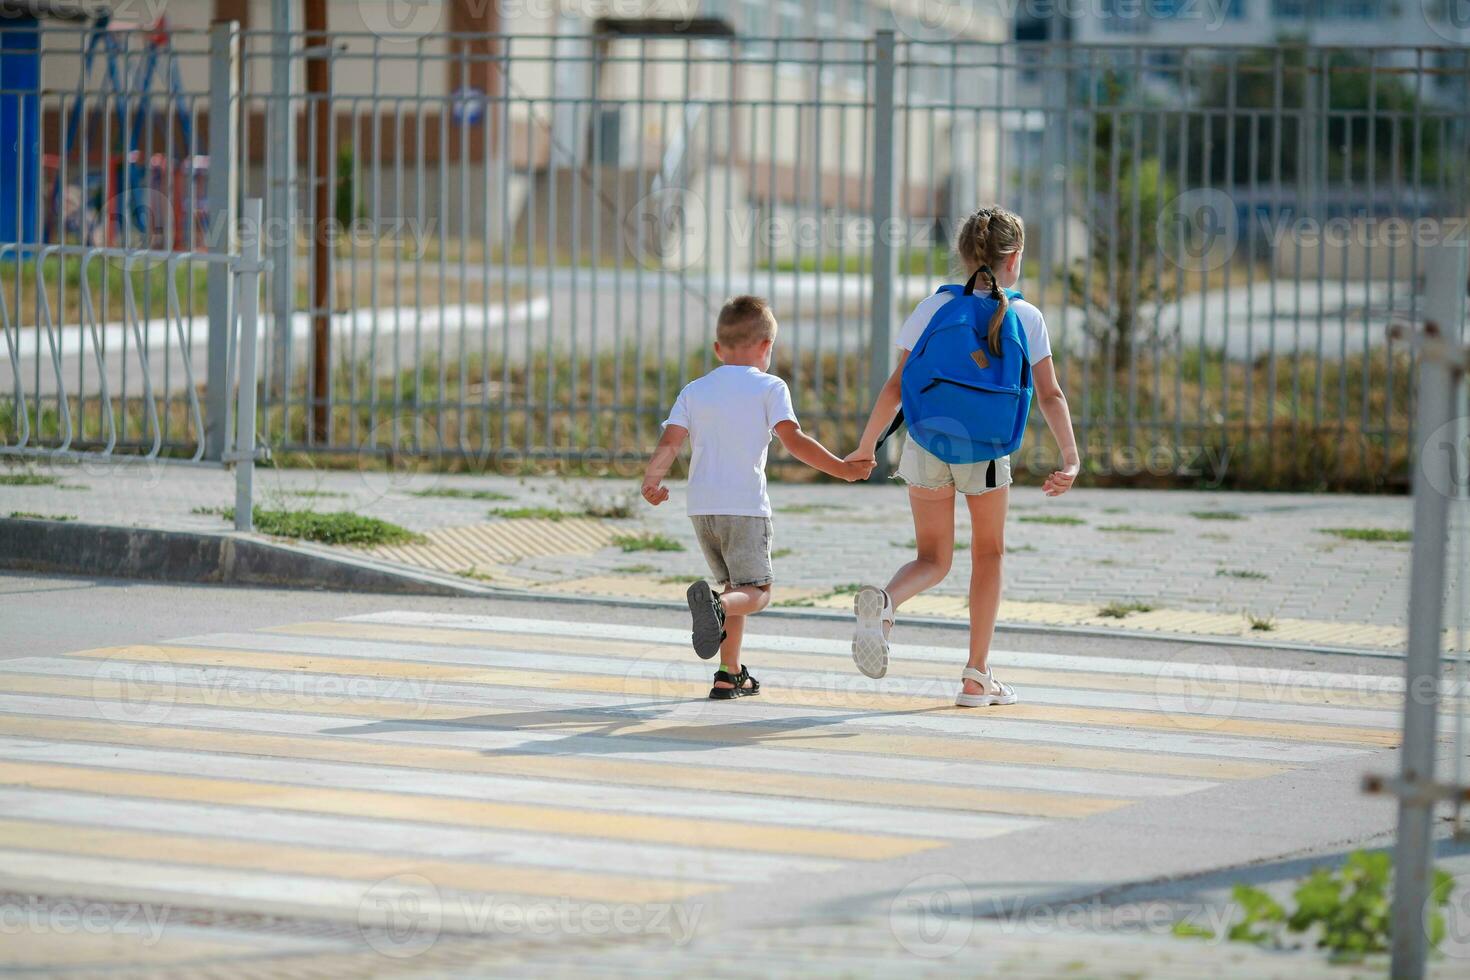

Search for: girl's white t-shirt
xmin=895 ymin=290 xmax=1053 ymax=364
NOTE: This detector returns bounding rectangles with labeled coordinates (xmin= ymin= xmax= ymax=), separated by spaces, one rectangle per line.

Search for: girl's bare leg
xmin=884 ymin=485 xmax=957 ymax=607
xmin=962 ymin=487 xmax=1008 ymax=692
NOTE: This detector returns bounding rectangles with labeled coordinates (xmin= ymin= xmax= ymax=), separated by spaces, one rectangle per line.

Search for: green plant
xmin=892 ymin=538 xmax=968 ymax=551
xmin=7 ymin=511 xmax=73 ymax=521
xmin=770 ymin=548 xmax=793 ymax=559
xmin=0 ymin=472 xmax=58 ymax=487
xmin=1018 ymin=515 xmax=1085 ymax=526
xmin=612 ymin=532 xmax=683 ymax=553
xmin=657 ymin=575 xmax=698 ymax=585
xmin=1008 ymin=543 xmax=1038 ymax=553
xmin=1247 ymin=613 xmax=1277 ymax=632
xmin=225 ymin=507 xmax=421 ymax=547
xmin=613 ymin=563 xmax=657 ymax=574
xmin=1191 ymin=510 xmax=1245 ymax=521
xmin=455 ymin=567 xmax=495 ymax=583
xmin=410 ymin=487 xmax=514 ymax=501
xmin=1319 ymin=527 xmax=1411 ymax=544
xmin=1098 ymin=601 xmax=1154 ymax=619
xmin=1181 ymin=851 xmax=1455 ymax=963
xmin=490 ymin=506 xmax=581 ymax=522
xmin=1098 ymin=524 xmax=1171 ymax=534
xmin=1217 ymin=568 xmax=1268 ymax=580
xmin=288 ymin=489 xmax=348 ymax=500
xmin=190 ymin=505 xmax=229 ymax=516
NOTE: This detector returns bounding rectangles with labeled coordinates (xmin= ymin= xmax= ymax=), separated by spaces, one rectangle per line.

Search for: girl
xmin=846 ymin=205 xmax=1079 ymax=706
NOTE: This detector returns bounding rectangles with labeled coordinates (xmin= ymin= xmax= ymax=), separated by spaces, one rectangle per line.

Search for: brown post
xmin=305 ymin=0 xmax=331 ymax=443
xmin=449 ymin=0 xmax=500 ymax=158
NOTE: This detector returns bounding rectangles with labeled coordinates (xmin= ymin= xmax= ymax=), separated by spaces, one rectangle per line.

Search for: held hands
xmin=641 ymin=479 xmax=670 ymax=506
xmin=1043 ymin=461 xmax=1080 ymax=497
xmin=843 ymin=448 xmax=877 ymax=483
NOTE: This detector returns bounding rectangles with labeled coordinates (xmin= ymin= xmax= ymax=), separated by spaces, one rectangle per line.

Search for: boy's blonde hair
xmin=716 ymin=295 xmax=778 ymax=349
xmin=955 ymin=206 xmax=1025 ymax=356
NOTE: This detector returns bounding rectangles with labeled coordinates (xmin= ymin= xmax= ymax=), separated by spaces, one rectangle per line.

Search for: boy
xmin=641 ymin=296 xmax=874 ymax=699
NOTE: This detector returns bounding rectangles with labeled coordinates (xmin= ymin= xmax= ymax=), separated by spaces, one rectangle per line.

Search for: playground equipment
xmin=42 ymin=8 xmax=207 ymax=251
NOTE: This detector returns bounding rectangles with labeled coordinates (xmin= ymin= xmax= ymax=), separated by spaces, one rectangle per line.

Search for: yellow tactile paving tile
xmin=75 ymin=643 xmax=1401 ymax=747
xmin=1 ymin=672 xmax=1291 ymax=780
xmin=0 ymin=817 xmax=712 ymax=905
xmin=371 ymin=518 xmax=620 ymax=571
xmin=268 ymin=621 xmax=1405 ymax=709
xmin=0 ymin=762 xmax=941 ymax=861
xmin=0 ymin=715 xmax=1129 ymax=819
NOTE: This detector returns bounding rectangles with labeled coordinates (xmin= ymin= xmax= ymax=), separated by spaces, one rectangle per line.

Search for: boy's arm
xmin=773 ymin=420 xmax=873 ymax=482
xmin=641 ymin=424 xmax=687 ymax=506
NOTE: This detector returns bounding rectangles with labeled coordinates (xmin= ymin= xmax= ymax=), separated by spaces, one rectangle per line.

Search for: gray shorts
xmin=895 ymin=434 xmax=1012 ymax=496
xmin=690 ymin=515 xmax=774 ymax=589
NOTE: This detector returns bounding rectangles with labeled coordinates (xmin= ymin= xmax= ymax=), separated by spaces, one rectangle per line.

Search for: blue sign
xmin=450 ymin=86 xmax=485 ymax=127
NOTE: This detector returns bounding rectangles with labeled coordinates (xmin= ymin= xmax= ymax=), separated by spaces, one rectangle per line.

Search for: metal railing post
xmin=269 ymin=0 xmax=296 ymax=403
xmin=205 ymin=21 xmax=239 ymax=461
xmin=1390 ymin=240 xmax=1470 ymax=980
xmin=868 ymin=29 xmax=897 ymax=479
xmin=234 ymin=198 xmax=264 ymax=533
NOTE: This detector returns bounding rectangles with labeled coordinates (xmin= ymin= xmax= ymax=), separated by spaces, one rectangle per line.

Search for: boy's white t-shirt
xmin=663 ymin=365 xmax=798 ymax=518
xmin=895 ymin=290 xmax=1052 ymax=363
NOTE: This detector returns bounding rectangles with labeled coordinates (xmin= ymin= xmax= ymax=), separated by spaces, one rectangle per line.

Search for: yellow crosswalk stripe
xmin=0 ymin=761 xmax=940 ymax=861
xmin=269 ymin=621 xmax=1404 ymax=709
xmin=0 ymin=715 xmax=1129 ymax=819
xmin=74 ymin=643 xmax=1401 ymax=747
xmin=0 ymin=672 xmax=1288 ymax=779
xmin=0 ymin=817 xmax=713 ymax=904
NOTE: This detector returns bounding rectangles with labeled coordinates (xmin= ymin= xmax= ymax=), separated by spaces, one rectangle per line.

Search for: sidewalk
xmin=1 ymin=459 xmax=1420 ymax=653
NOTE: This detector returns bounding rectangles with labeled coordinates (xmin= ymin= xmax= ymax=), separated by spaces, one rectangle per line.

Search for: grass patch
xmin=1217 ymin=568 xmax=1268 ymax=580
xmin=1102 ymin=507 xmax=1128 ymax=514
xmin=613 ymin=563 xmax=657 ymax=574
xmin=777 ymin=503 xmax=851 ymax=515
xmin=1247 ymin=613 xmax=1277 ymax=631
xmin=410 ymin=487 xmax=514 ymax=502
xmin=490 ymin=506 xmax=582 ymax=521
xmin=455 ymin=567 xmax=495 ymax=583
xmin=892 ymin=537 xmax=968 ymax=551
xmin=1017 ymin=514 xmax=1085 ymax=526
xmin=1318 ymin=527 xmax=1411 ymax=543
xmin=1098 ymin=600 xmax=1155 ymax=619
xmin=227 ymin=507 xmax=421 ymax=547
xmin=1098 ymin=524 xmax=1172 ymax=534
xmin=190 ymin=505 xmax=229 ymax=517
xmin=1191 ymin=510 xmax=1245 ymax=521
xmin=288 ymin=490 xmax=348 ymax=499
xmin=0 ymin=472 xmax=58 ymax=487
xmin=1200 ymin=532 xmax=1232 ymax=542
xmin=612 ymin=532 xmax=683 ymax=553
xmin=657 ymin=575 xmax=698 ymax=585
xmin=770 ymin=548 xmax=793 ymax=559
xmin=7 ymin=511 xmax=73 ymax=521
xmin=1008 ymin=543 xmax=1038 ymax=553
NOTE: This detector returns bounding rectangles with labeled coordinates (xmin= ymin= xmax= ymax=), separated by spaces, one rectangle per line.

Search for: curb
xmin=0 ymin=517 xmax=494 ymax=598
xmin=0 ymin=517 xmax=1404 ymax=661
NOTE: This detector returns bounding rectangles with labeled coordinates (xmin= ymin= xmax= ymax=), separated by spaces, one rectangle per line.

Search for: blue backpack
xmin=893 ymin=273 xmax=1033 ymax=464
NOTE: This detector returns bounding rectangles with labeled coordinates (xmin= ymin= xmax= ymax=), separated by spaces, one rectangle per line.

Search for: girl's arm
xmin=852 ymin=351 xmax=909 ymax=458
xmin=1032 ymin=357 xmax=1080 ymax=496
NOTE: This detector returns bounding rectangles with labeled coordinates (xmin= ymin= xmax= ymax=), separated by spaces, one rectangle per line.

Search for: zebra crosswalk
xmin=0 ymin=610 xmax=1404 ymax=972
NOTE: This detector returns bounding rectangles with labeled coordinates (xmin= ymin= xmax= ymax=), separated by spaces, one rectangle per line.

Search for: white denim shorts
xmin=895 ymin=434 xmax=1012 ymax=496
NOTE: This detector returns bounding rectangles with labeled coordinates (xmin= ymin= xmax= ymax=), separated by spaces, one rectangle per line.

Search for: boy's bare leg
xmin=713 ymin=585 xmax=770 ymax=690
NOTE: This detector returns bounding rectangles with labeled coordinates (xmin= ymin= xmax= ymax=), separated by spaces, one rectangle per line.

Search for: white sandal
xmin=955 ymin=666 xmax=1018 ymax=707
xmin=852 ymin=586 xmax=894 ymax=679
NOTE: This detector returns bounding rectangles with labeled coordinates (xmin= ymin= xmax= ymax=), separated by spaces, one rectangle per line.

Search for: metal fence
xmin=0 ymin=20 xmax=265 ymax=527
xmin=8 ymin=24 xmax=1470 ymax=490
